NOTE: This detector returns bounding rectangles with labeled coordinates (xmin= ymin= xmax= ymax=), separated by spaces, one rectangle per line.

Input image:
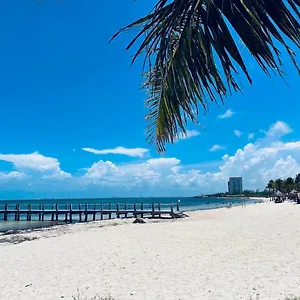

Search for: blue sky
xmin=0 ymin=1 xmax=299 ymax=199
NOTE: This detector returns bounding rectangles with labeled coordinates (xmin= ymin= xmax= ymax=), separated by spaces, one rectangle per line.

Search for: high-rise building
xmin=228 ymin=177 xmax=243 ymax=194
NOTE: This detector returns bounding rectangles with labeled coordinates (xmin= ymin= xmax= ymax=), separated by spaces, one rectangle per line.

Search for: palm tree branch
xmin=112 ymin=0 xmax=300 ymax=152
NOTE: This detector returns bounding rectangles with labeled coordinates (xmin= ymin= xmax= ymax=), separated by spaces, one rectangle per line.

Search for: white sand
xmin=1 ymin=202 xmax=300 ymax=300
xmin=246 ymin=197 xmax=272 ymax=203
xmin=247 ymin=197 xmax=270 ymax=201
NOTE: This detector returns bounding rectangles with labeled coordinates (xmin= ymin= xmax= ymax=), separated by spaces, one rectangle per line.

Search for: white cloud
xmin=210 ymin=145 xmax=226 ymax=152
xmin=0 ymin=171 xmax=26 ymax=180
xmin=84 ymin=160 xmax=120 ymax=179
xmin=176 ymin=130 xmax=201 ymax=141
xmin=42 ymin=170 xmax=72 ymax=180
xmin=0 ymin=152 xmax=71 ymax=179
xmin=266 ymin=121 xmax=292 ymax=138
xmin=82 ymin=146 xmax=149 ymax=158
xmin=83 ymin=157 xmax=180 ymax=186
xmin=218 ymin=109 xmax=234 ymax=119
xmin=146 ymin=157 xmax=180 ymax=168
xmin=208 ymin=140 xmax=300 ymax=190
xmin=0 ymin=152 xmax=59 ymax=171
xmin=261 ymin=156 xmax=300 ymax=182
xmin=79 ymin=122 xmax=300 ymax=194
xmin=234 ymin=130 xmax=242 ymax=137
xmin=0 ymin=121 xmax=299 ymax=196
xmin=248 ymin=133 xmax=255 ymax=140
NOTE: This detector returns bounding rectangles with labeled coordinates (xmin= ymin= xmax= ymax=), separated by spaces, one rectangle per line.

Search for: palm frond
xmin=112 ymin=0 xmax=300 ymax=153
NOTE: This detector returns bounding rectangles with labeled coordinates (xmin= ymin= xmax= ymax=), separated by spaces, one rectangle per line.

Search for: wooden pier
xmin=0 ymin=202 xmax=181 ymax=223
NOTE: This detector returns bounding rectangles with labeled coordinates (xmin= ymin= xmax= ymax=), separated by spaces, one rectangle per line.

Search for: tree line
xmin=198 ymin=189 xmax=271 ymax=198
xmin=266 ymin=174 xmax=300 ymax=194
xmin=194 ymin=174 xmax=300 ymax=198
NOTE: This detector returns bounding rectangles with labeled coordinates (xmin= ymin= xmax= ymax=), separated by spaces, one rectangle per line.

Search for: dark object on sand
xmin=171 ymin=212 xmax=189 ymax=218
xmin=0 ymin=235 xmax=38 ymax=244
xmin=275 ymin=197 xmax=284 ymax=203
xmin=133 ymin=218 xmax=146 ymax=224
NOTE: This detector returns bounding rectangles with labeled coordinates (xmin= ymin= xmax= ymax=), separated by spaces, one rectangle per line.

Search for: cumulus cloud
xmin=218 ymin=109 xmax=234 ymax=119
xmin=210 ymin=141 xmax=300 ymax=189
xmin=0 ymin=152 xmax=58 ymax=171
xmin=84 ymin=160 xmax=120 ymax=179
xmin=210 ymin=145 xmax=226 ymax=152
xmin=146 ymin=157 xmax=180 ymax=168
xmin=42 ymin=170 xmax=72 ymax=180
xmin=0 ymin=152 xmax=71 ymax=179
xmin=266 ymin=121 xmax=292 ymax=138
xmin=78 ymin=122 xmax=300 ymax=194
xmin=176 ymin=130 xmax=201 ymax=141
xmin=82 ymin=146 xmax=149 ymax=158
xmin=82 ymin=157 xmax=180 ymax=187
xmin=0 ymin=121 xmax=299 ymax=196
xmin=161 ymin=140 xmax=300 ymax=193
xmin=0 ymin=171 xmax=26 ymax=180
xmin=234 ymin=129 xmax=242 ymax=137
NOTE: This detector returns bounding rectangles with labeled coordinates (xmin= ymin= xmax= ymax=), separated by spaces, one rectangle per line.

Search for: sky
xmin=0 ymin=1 xmax=299 ymax=199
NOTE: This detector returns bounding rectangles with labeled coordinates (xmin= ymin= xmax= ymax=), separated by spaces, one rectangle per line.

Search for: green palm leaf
xmin=112 ymin=0 xmax=300 ymax=153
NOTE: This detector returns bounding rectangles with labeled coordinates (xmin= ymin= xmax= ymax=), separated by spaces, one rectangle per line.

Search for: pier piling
xmin=3 ymin=204 xmax=8 ymax=221
xmin=0 ymin=201 xmax=180 ymax=223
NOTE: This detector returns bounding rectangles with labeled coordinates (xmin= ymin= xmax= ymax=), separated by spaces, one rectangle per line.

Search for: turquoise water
xmin=0 ymin=221 xmax=64 ymax=232
xmin=0 ymin=197 xmax=260 ymax=232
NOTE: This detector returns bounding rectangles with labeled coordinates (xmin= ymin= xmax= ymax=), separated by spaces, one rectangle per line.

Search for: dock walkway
xmin=0 ymin=202 xmax=181 ymax=223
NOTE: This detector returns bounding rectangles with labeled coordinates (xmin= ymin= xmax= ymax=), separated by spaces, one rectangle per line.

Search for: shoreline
xmin=194 ymin=196 xmax=268 ymax=200
xmin=1 ymin=202 xmax=248 ymax=242
xmin=0 ymin=198 xmax=261 ymax=234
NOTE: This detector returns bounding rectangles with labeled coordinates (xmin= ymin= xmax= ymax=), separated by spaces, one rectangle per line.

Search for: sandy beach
xmin=1 ymin=201 xmax=300 ymax=300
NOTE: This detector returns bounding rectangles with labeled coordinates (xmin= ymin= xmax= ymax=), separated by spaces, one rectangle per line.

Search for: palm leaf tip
xmin=113 ymin=0 xmax=300 ymax=153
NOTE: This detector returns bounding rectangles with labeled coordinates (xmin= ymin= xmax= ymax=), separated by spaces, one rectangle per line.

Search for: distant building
xmin=228 ymin=177 xmax=243 ymax=194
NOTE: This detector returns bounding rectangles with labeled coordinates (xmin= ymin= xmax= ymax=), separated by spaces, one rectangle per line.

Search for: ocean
xmin=0 ymin=197 xmax=261 ymax=232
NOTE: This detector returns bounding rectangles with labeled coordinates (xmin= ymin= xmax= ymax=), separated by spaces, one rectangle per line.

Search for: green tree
xmin=275 ymin=179 xmax=284 ymax=192
xmin=266 ymin=180 xmax=276 ymax=193
xmin=243 ymin=190 xmax=255 ymax=195
xmin=284 ymin=177 xmax=295 ymax=193
xmin=113 ymin=0 xmax=300 ymax=152
xmin=295 ymin=173 xmax=300 ymax=190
